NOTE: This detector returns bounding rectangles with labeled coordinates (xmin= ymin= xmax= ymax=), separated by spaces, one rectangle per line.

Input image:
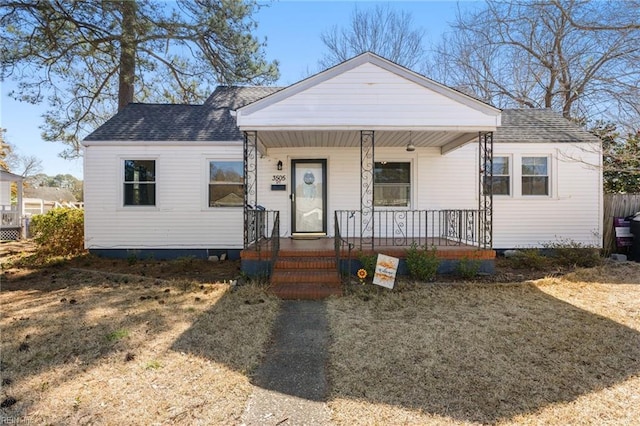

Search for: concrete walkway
xmin=241 ymin=301 xmax=333 ymax=425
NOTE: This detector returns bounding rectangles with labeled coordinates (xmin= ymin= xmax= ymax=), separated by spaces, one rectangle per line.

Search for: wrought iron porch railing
xmin=246 ymin=209 xmax=280 ymax=264
xmin=334 ymin=211 xmax=355 ymax=279
xmin=334 ymin=209 xmax=485 ymax=251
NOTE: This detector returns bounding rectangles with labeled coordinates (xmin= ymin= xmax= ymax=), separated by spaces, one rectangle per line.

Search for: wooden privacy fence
xmin=603 ymin=193 xmax=640 ymax=255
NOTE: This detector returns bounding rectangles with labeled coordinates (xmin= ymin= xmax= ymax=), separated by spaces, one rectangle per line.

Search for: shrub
xmin=30 ymin=208 xmax=84 ymax=256
xmin=543 ymin=238 xmax=602 ymax=268
xmin=357 ymin=251 xmax=377 ymax=279
xmin=506 ymin=249 xmax=549 ymax=270
xmin=405 ymin=243 xmax=439 ymax=281
xmin=456 ymin=256 xmax=481 ymax=279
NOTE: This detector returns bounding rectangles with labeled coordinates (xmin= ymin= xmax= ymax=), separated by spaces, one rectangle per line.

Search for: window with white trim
xmin=522 ymin=156 xmax=549 ymax=196
xmin=209 ymin=161 xmax=244 ymax=207
xmin=486 ymin=156 xmax=510 ymax=195
xmin=374 ymin=162 xmax=410 ymax=207
xmin=124 ymin=160 xmax=156 ymax=206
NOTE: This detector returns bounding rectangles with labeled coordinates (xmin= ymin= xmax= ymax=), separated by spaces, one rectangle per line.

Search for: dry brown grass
xmin=4 ymin=240 xmax=640 ymax=425
xmin=0 ymin=242 xmax=280 ymax=425
xmin=327 ymin=261 xmax=640 ymax=425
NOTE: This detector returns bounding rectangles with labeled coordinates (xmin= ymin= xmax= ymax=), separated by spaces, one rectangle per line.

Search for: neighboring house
xmin=83 ymin=52 xmax=602 ymax=295
xmin=0 ymin=169 xmax=24 ymax=240
xmin=23 ymin=187 xmax=81 ymax=216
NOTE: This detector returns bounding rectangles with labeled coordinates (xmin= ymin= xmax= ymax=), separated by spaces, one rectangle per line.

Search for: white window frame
xmin=207 ymin=159 xmax=245 ymax=208
xmin=373 ymin=161 xmax=412 ymax=208
xmin=521 ymin=155 xmax=551 ymax=197
xmin=121 ymin=158 xmax=158 ymax=209
xmin=488 ymin=155 xmax=512 ymax=197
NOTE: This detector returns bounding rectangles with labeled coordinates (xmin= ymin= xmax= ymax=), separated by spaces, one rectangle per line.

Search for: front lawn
xmin=2 ymin=240 xmax=639 ymax=425
xmin=327 ymin=262 xmax=640 ymax=425
xmin=0 ymin=241 xmax=280 ymax=424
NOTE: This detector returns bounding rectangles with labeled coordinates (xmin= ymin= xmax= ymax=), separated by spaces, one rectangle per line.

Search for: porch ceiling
xmin=256 ymin=130 xmax=479 ymax=155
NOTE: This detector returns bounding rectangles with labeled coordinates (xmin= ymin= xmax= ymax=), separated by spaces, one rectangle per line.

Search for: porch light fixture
xmin=406 ymin=131 xmax=415 ymax=152
xmin=277 ymin=160 xmax=283 ymax=171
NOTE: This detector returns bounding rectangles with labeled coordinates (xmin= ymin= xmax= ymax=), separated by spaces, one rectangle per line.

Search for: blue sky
xmin=0 ymin=1 xmax=470 ymax=179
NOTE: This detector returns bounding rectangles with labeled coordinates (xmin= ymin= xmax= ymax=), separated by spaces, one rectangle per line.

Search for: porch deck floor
xmin=242 ymin=237 xmax=495 ymax=260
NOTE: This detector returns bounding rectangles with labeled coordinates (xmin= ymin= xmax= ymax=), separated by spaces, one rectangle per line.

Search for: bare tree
xmin=551 ymin=0 xmax=640 ymax=31
xmin=3 ymin=142 xmax=43 ymax=177
xmin=429 ymin=0 xmax=640 ymax=127
xmin=319 ymin=4 xmax=427 ymax=70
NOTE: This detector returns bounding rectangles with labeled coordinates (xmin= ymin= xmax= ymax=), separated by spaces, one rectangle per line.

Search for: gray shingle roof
xmin=495 ymin=109 xmax=600 ymax=144
xmin=24 ymin=187 xmax=77 ymax=202
xmin=84 ymin=86 xmax=282 ymax=141
xmin=85 ymin=88 xmax=599 ymax=144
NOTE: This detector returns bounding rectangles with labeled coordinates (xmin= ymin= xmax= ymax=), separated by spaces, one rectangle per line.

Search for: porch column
xmin=478 ymin=131 xmax=494 ymax=249
xmin=17 ymin=178 xmax=24 ymax=238
xmin=243 ymin=130 xmax=258 ymax=248
xmin=360 ymin=130 xmax=375 ymax=251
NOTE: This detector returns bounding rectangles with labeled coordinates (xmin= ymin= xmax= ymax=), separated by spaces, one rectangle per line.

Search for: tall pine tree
xmin=1 ymin=0 xmax=279 ymax=158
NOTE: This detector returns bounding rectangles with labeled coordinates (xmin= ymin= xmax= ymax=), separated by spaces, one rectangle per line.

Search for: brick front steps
xmin=269 ymin=250 xmax=342 ymax=300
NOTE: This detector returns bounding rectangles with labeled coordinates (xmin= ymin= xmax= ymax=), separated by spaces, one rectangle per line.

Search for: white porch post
xmin=360 ymin=130 xmax=375 ymax=250
xmin=17 ymin=178 xmax=24 ymax=238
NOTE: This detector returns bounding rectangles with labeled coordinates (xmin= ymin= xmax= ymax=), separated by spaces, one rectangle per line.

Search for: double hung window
xmin=124 ymin=160 xmax=156 ymax=206
xmin=522 ymin=157 xmax=549 ymax=196
xmin=209 ymin=161 xmax=244 ymax=207
xmin=374 ymin=162 xmax=410 ymax=207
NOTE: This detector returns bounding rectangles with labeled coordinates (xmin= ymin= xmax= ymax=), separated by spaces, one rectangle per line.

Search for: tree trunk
xmin=118 ymin=0 xmax=137 ymax=111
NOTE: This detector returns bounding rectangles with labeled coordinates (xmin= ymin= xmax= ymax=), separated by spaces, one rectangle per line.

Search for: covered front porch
xmin=235 ymin=53 xmax=500 ymax=297
xmin=238 ymin=129 xmax=497 ymax=300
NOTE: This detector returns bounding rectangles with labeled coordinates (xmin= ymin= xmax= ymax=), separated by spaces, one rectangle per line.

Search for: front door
xmin=291 ymin=159 xmax=327 ymax=235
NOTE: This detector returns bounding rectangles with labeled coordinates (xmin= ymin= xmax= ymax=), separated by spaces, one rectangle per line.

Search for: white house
xmin=0 ymin=169 xmax=24 ymax=240
xmin=83 ymin=53 xmax=602 ymax=297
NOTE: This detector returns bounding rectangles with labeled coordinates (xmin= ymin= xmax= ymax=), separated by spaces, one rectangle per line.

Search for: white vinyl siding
xmin=84 ymin=141 xmax=601 ymax=250
xmin=84 ymin=142 xmax=245 ymax=250
xmin=238 ymin=62 xmax=500 ymax=129
xmin=492 ymin=143 xmax=601 ymax=248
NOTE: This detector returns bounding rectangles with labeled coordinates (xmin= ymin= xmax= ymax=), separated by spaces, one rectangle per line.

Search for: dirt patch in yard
xmin=1 ymin=240 xmax=241 ymax=292
xmin=0 ymin=241 xmax=280 ymax=424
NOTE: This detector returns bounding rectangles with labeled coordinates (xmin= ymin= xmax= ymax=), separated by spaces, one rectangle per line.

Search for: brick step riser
xmin=269 ymin=253 xmax=343 ymax=299
xmin=278 ymin=251 xmax=335 ymax=258
xmin=275 ymin=261 xmax=336 ymax=270
xmin=271 ymin=278 xmax=341 ymax=286
xmin=271 ymin=270 xmax=340 ymax=279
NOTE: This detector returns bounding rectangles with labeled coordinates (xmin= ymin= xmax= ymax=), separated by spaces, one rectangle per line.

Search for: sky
xmin=0 ymin=1 xmax=472 ymax=180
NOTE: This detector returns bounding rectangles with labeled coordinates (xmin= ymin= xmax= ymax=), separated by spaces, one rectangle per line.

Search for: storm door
xmin=291 ymin=160 xmax=327 ymax=235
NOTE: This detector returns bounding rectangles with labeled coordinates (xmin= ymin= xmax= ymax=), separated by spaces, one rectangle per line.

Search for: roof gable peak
xmin=237 ymin=52 xmax=500 ymax=117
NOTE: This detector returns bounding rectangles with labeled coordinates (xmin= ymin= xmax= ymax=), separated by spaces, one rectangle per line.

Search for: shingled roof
xmin=84 ymin=86 xmax=282 ymax=142
xmin=85 ymin=87 xmax=599 ymax=144
xmin=495 ymin=109 xmax=600 ymax=144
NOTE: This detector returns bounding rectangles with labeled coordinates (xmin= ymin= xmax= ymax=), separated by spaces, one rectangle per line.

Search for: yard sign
xmin=373 ymin=254 xmax=399 ymax=289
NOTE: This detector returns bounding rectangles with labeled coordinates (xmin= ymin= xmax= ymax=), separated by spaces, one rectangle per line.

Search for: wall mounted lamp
xmin=277 ymin=160 xmax=283 ymax=171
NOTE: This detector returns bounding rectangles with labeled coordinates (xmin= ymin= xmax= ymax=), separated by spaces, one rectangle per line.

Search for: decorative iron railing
xmin=334 ymin=209 xmax=484 ymax=251
xmin=335 ymin=211 xmax=355 ymax=279
xmin=246 ymin=209 xmax=280 ymax=265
